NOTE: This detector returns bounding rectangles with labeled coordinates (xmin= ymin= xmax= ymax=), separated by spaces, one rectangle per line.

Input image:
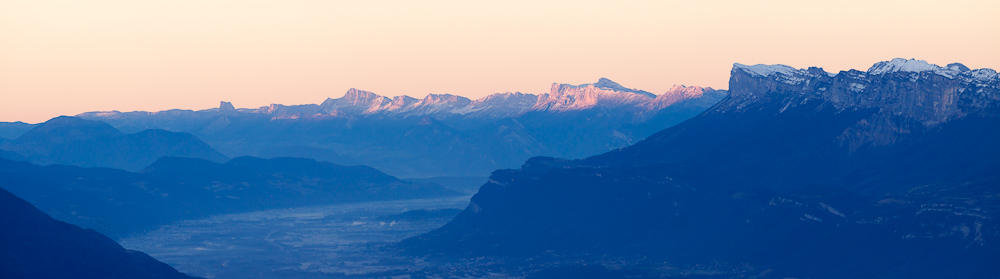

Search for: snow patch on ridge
xmin=848 ymin=83 xmax=866 ymax=92
xmin=733 ymin=63 xmax=815 ymax=85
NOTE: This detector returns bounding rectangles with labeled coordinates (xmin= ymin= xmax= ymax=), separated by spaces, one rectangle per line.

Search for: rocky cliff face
xmin=319 ymin=88 xmax=393 ymax=115
xmin=723 ymin=58 xmax=999 ymax=148
xmin=218 ymin=101 xmax=236 ymax=112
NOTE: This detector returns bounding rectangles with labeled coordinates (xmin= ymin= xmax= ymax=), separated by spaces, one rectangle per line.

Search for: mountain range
xmin=64 ymin=78 xmax=726 ymax=177
xmin=0 ymin=186 xmax=197 ymax=279
xmin=0 ymin=116 xmax=227 ymax=171
xmin=400 ymin=59 xmax=1000 ymax=278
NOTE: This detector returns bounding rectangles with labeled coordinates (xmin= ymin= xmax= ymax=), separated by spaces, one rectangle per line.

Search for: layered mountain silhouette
xmin=0 ymin=121 xmax=34 ymax=139
xmin=0 ymin=186 xmax=196 ymax=279
xmin=0 ymin=116 xmax=227 ymax=171
xmin=0 ymin=156 xmax=458 ymax=238
xmin=73 ymin=79 xmax=726 ymax=177
xmin=400 ymin=59 xmax=1000 ymax=278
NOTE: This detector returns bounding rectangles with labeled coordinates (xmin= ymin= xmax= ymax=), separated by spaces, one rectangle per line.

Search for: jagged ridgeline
xmin=400 ymin=59 xmax=1000 ymax=279
xmin=71 ymin=79 xmax=726 ymax=177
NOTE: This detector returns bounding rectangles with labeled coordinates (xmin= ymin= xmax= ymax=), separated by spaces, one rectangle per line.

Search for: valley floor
xmin=120 ymin=196 xmax=472 ymax=279
xmin=119 ymin=196 xmax=748 ymax=279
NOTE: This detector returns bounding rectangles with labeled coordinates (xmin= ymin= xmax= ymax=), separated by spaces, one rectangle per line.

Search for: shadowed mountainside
xmin=0 ymin=186 xmax=197 ymax=279
xmin=401 ymin=59 xmax=1000 ymax=278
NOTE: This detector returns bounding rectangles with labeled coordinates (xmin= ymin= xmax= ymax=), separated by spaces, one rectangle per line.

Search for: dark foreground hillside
xmin=0 ymin=186 xmax=197 ymax=279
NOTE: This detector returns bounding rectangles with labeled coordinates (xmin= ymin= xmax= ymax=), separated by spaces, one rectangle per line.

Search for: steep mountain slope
xmin=400 ymin=59 xmax=1000 ymax=278
xmin=0 ymin=157 xmax=458 ymax=238
xmin=0 ymin=186 xmax=196 ymax=279
xmin=0 ymin=116 xmax=227 ymax=171
xmin=77 ymin=79 xmax=726 ymax=177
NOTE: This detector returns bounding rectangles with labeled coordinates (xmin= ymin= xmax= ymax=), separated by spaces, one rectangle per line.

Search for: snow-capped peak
xmin=865 ymin=58 xmax=990 ymax=80
xmin=534 ymin=79 xmax=657 ymax=111
xmin=970 ymin=68 xmax=999 ymax=81
xmin=319 ymin=88 xmax=392 ymax=114
xmin=341 ymin=88 xmax=387 ymax=104
xmin=868 ymin=58 xmax=942 ymax=75
xmin=733 ymin=63 xmax=819 ymax=85
xmin=385 ymin=96 xmax=418 ymax=111
xmin=419 ymin=94 xmax=471 ymax=105
xmin=593 ymin=78 xmax=656 ymax=97
xmin=733 ymin=63 xmax=805 ymax=78
xmin=454 ymin=92 xmax=539 ymax=118
xmin=664 ymin=84 xmax=712 ymax=98
xmin=642 ymin=85 xmax=722 ymax=111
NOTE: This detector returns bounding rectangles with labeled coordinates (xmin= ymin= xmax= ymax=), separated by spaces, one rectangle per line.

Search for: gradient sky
xmin=2 ymin=0 xmax=998 ymax=123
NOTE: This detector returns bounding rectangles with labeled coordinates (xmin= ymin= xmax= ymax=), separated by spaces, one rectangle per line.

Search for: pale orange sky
xmin=1 ymin=0 xmax=998 ymax=123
